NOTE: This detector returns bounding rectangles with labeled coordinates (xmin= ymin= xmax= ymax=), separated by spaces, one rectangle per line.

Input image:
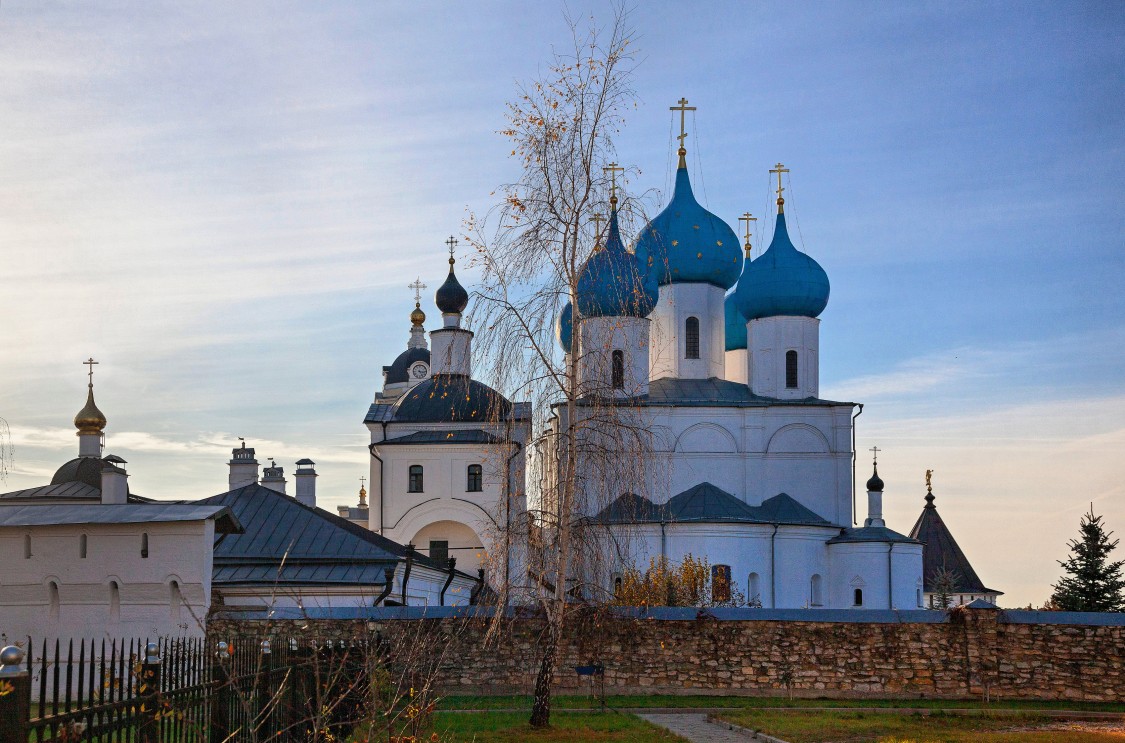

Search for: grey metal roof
xmin=0 ymin=481 xmax=102 ymax=500
xmin=389 ymin=375 xmax=513 ymax=424
xmin=376 ymin=429 xmax=505 ymax=446
xmin=50 ymin=456 xmax=107 ymax=488
xmin=196 ymin=485 xmax=463 ymax=586
xmin=827 ymin=525 xmax=920 ymax=545
xmin=593 ymin=483 xmax=833 ymax=526
xmin=0 ymin=503 xmax=242 ymax=533
xmin=594 ymin=377 xmax=854 ymax=408
xmin=365 ymin=402 xmax=396 ymax=423
xmin=909 ymin=491 xmax=999 ymax=595
xmin=384 ymin=347 xmax=430 ymax=384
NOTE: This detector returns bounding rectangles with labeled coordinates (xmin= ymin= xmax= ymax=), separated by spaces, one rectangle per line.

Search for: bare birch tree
xmin=464 ymin=7 xmax=655 ymax=728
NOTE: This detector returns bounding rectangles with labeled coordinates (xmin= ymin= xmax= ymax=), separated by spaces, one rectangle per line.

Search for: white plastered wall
xmin=649 ymin=283 xmax=725 ymax=380
xmin=747 ymin=315 xmax=820 ymax=399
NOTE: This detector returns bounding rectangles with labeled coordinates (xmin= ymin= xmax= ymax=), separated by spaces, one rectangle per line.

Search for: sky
xmin=1 ymin=1 xmax=1122 ymax=608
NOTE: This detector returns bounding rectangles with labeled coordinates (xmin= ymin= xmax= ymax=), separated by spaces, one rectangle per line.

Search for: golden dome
xmin=74 ymin=385 xmax=107 ymax=434
xmin=358 ymin=485 xmax=368 ymax=507
xmin=410 ymin=302 xmax=426 ymax=326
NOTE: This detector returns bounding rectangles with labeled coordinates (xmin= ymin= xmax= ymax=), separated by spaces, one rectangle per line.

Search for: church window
xmin=170 ymin=580 xmax=182 ymax=622
xmin=853 ymin=587 xmax=863 ymax=607
xmin=408 ymin=465 xmax=424 ymax=493
xmin=613 ymin=574 xmax=623 ymax=596
xmin=467 ymin=464 xmax=483 ymax=492
xmin=711 ymin=564 xmax=731 ymax=604
xmin=786 ymin=350 xmax=799 ymax=389
xmin=48 ymin=581 xmax=60 ymax=621
xmin=429 ymin=540 xmax=449 ymax=563
xmin=80 ymin=534 xmax=87 ymax=559
xmin=810 ymin=574 xmax=824 ymax=607
xmin=109 ymin=581 xmax=120 ymax=622
xmin=611 ymin=350 xmax=625 ymax=389
xmin=141 ymin=532 xmax=149 ymax=559
xmin=748 ymin=573 xmax=761 ymax=604
xmin=685 ymin=317 xmax=700 ymax=359
xmin=24 ymin=534 xmax=31 ymax=559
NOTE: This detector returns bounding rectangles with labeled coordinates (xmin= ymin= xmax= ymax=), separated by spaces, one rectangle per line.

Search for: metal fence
xmin=0 ymin=636 xmax=379 ymax=742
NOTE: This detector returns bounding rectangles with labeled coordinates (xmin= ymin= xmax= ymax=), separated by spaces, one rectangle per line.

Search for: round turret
xmin=633 ymin=166 xmax=742 ymax=290
xmin=734 ymin=212 xmax=829 ymax=320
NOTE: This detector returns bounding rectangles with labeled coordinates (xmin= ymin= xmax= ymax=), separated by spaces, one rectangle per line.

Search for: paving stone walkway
xmin=638 ymin=713 xmax=761 ymax=743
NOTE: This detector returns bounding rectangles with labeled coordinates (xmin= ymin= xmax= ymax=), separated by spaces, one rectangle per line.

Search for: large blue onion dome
xmin=435 ymin=254 xmax=469 ymax=314
xmin=724 ymin=292 xmax=747 ymax=351
xmin=555 ymin=300 xmax=574 ymax=353
xmin=575 ymin=206 xmax=657 ymax=318
xmin=734 ymin=212 xmax=829 ymax=320
xmin=633 ymin=166 xmax=742 ymax=289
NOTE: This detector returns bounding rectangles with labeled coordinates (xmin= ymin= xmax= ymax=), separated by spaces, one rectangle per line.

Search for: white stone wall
xmin=576 ymin=315 xmax=650 ymax=398
xmin=0 ymin=520 xmax=215 ymax=643
xmin=724 ymin=348 xmax=747 ymax=384
xmin=649 ymin=283 xmax=725 ymax=380
xmin=827 ymin=541 xmax=925 ymax=609
xmin=747 ymin=315 xmax=820 ymax=399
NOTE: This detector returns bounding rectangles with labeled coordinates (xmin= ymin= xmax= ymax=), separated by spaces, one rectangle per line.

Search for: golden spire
xmin=925 ymin=468 xmax=933 ymax=494
xmin=738 ymin=212 xmax=757 ymax=259
xmin=358 ymin=476 xmax=368 ymax=508
xmin=408 ymin=278 xmax=427 ymax=326
xmin=74 ymin=357 xmax=107 ymax=434
xmin=770 ymin=162 xmax=790 ymax=214
xmin=670 ymin=97 xmax=696 ymax=168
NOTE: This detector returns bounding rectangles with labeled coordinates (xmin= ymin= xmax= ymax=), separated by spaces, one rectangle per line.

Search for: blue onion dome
xmin=866 ymin=462 xmax=884 ymax=492
xmin=575 ymin=206 xmax=657 ymax=318
xmin=633 ymin=165 xmax=742 ymax=289
xmin=734 ymin=212 xmax=830 ymax=320
xmin=435 ymin=253 xmax=469 ymax=314
xmin=555 ymin=300 xmax=574 ymax=353
xmin=724 ymin=292 xmax=747 ymax=351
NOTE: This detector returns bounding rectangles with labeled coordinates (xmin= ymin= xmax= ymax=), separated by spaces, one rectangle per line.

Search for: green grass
xmin=437 ymin=694 xmax=1125 ymax=713
xmin=715 ymin=709 xmax=1125 ymax=743
xmin=430 ymin=710 xmax=687 ymax=742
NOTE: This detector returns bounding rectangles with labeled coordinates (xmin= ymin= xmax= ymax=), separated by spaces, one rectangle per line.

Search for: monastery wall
xmin=212 ymin=606 xmax=1125 ymax=703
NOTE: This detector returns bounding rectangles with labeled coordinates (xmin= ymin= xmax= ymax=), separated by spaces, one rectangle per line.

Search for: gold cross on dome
xmin=869 ymin=445 xmax=881 ymax=464
xmin=83 ymin=357 xmax=98 ymax=387
xmin=670 ymin=97 xmax=696 ymax=152
xmin=408 ymin=278 xmax=427 ymax=304
xmin=444 ymin=235 xmax=458 ymax=265
xmin=603 ymin=162 xmax=625 ymax=203
xmin=738 ymin=212 xmax=757 ymax=257
xmin=770 ymin=162 xmax=790 ymax=212
xmin=360 ymin=476 xmax=366 ymax=489
xmin=591 ymin=212 xmax=605 ymax=248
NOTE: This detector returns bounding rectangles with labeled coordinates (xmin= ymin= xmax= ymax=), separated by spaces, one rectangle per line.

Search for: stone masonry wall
xmin=210 ymin=607 xmax=1125 ymax=703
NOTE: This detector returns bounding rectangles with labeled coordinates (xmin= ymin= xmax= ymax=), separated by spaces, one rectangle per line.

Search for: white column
xmin=746 ymin=316 xmax=820 ymax=399
xmin=648 ymin=283 xmax=725 ymax=381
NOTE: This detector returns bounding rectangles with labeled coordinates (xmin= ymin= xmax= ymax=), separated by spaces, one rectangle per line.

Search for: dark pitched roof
xmin=376 ymin=429 xmax=504 ymax=446
xmin=827 ymin=525 xmax=920 ymax=545
xmin=592 ymin=484 xmax=832 ymax=526
xmin=196 ymin=485 xmax=458 ymax=586
xmin=384 ymin=347 xmax=430 ymax=384
xmin=0 ymin=503 xmax=241 ymax=532
xmin=388 ymin=375 xmax=513 ymax=424
xmin=51 ymin=457 xmax=108 ymax=488
xmin=909 ymin=491 xmax=1000 ymax=595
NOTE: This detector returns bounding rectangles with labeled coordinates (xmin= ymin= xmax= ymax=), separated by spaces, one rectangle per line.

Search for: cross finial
xmin=360 ymin=476 xmax=366 ymax=489
xmin=603 ymin=162 xmax=625 ymax=205
xmin=670 ymin=97 xmax=697 ymax=166
xmin=445 ymin=235 xmax=458 ymax=266
xmin=738 ymin=212 xmax=757 ymax=258
xmin=408 ymin=278 xmax=427 ymax=305
xmin=869 ymin=445 xmax=881 ymax=465
xmin=770 ymin=162 xmax=790 ymax=213
xmin=591 ymin=212 xmax=605 ymax=249
xmin=83 ymin=357 xmax=99 ymax=388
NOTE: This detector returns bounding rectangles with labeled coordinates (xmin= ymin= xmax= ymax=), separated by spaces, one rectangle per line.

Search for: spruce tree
xmin=1050 ymin=506 xmax=1125 ymax=612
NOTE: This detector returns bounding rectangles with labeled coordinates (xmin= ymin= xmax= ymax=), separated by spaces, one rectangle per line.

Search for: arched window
xmin=24 ymin=534 xmax=32 ymax=559
xmin=80 ymin=534 xmax=88 ymax=559
xmin=810 ymin=574 xmax=824 ymax=607
xmin=613 ymin=574 xmax=623 ymax=596
xmin=466 ymin=464 xmax=483 ymax=492
xmin=141 ymin=532 xmax=149 ymax=559
xmin=785 ymin=350 xmax=799 ymax=389
xmin=408 ymin=465 xmax=424 ymax=493
xmin=685 ymin=317 xmax=700 ymax=359
xmin=853 ymin=587 xmax=864 ymax=607
xmin=748 ymin=573 xmax=761 ymax=605
xmin=711 ymin=564 xmax=731 ymax=604
xmin=109 ymin=581 xmax=121 ymax=622
xmin=48 ymin=581 xmax=60 ymax=621
xmin=611 ymin=350 xmax=625 ymax=389
xmin=170 ymin=580 xmax=182 ymax=622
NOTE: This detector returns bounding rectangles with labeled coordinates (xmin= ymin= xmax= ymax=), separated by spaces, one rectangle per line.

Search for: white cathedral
xmin=358 ymin=110 xmax=933 ymax=611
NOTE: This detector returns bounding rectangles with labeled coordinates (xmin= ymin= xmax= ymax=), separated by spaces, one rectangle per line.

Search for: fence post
xmin=209 ymin=641 xmax=231 ymax=743
xmin=0 ymin=646 xmax=31 ymax=743
xmin=256 ymin=639 xmax=272 ymax=739
xmin=138 ymin=642 xmax=162 ymax=743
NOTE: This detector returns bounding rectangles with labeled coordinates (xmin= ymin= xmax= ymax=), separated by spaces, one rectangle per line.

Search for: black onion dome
xmin=391 ymin=375 xmax=511 ymax=423
xmin=435 ymin=263 xmax=469 ymax=314
xmin=51 ymin=456 xmax=127 ymax=494
xmin=385 ymin=347 xmax=430 ymax=384
xmin=866 ymin=463 xmax=884 ymax=493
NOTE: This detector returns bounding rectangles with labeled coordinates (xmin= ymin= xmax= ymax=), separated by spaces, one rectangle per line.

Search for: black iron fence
xmin=0 ymin=636 xmax=380 ymax=742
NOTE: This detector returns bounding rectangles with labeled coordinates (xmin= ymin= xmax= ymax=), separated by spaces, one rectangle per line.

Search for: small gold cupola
xmin=74 ymin=357 xmax=107 ymax=435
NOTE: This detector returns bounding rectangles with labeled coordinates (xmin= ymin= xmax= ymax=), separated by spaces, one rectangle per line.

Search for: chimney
xmin=228 ymin=441 xmax=259 ymax=490
xmin=100 ymin=456 xmax=128 ymax=505
xmin=864 ymin=461 xmax=885 ymax=528
xmin=294 ymin=459 xmax=317 ymax=508
xmin=261 ymin=459 xmax=286 ymax=494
